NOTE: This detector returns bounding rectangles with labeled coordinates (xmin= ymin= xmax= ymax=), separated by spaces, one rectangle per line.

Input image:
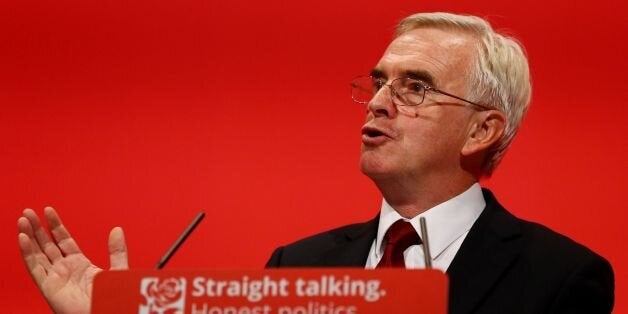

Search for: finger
xmin=21 ymin=209 xmax=63 ymax=262
xmin=108 ymin=227 xmax=129 ymax=270
xmin=44 ymin=206 xmax=83 ymax=256
xmin=18 ymin=233 xmax=48 ymax=286
xmin=17 ymin=216 xmax=49 ymax=257
xmin=17 ymin=217 xmax=53 ymax=269
xmin=22 ymin=208 xmax=63 ymax=262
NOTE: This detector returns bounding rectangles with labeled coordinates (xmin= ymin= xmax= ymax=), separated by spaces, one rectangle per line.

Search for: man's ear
xmin=461 ymin=110 xmax=506 ymax=156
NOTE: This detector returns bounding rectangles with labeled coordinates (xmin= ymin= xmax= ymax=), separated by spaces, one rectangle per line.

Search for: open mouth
xmin=361 ymin=126 xmax=392 ymax=145
xmin=362 ymin=126 xmax=387 ymax=138
xmin=365 ymin=129 xmax=385 ymax=138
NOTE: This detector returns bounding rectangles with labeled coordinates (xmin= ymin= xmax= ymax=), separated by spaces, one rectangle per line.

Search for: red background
xmin=1 ymin=0 xmax=626 ymax=312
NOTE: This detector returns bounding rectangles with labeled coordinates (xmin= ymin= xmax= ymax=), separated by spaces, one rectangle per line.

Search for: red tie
xmin=377 ymin=220 xmax=422 ymax=268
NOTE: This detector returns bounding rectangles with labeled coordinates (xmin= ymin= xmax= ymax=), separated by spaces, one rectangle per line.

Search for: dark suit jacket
xmin=266 ymin=190 xmax=614 ymax=314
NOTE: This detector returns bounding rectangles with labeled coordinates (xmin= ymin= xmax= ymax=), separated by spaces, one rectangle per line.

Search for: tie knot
xmin=384 ymin=220 xmax=421 ymax=247
xmin=376 ymin=220 xmax=422 ymax=268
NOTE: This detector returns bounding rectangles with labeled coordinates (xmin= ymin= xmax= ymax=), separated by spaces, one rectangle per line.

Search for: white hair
xmin=396 ymin=12 xmax=532 ymax=175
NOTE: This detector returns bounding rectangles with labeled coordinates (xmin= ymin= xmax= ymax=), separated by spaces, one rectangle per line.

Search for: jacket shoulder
xmin=517 ymin=218 xmax=610 ymax=269
xmin=482 ymin=189 xmax=609 ymax=269
xmin=265 ymin=220 xmax=375 ymax=267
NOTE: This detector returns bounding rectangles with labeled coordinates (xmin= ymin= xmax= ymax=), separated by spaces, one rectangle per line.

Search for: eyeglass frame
xmin=350 ymin=75 xmax=495 ymax=111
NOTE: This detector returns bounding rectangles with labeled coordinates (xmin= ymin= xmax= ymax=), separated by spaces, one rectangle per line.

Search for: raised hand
xmin=17 ymin=207 xmax=129 ymax=314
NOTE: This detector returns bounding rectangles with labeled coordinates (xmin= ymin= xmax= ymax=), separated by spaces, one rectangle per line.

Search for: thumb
xmin=108 ymin=227 xmax=129 ymax=270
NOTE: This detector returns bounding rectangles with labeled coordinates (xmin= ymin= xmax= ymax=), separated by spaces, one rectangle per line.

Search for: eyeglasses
xmin=350 ymin=76 xmax=494 ymax=111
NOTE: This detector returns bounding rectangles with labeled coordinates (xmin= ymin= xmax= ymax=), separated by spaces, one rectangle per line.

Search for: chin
xmin=359 ymin=156 xmax=395 ymax=179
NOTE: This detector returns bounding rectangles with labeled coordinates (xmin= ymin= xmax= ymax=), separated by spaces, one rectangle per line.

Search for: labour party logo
xmin=139 ymin=277 xmax=187 ymax=314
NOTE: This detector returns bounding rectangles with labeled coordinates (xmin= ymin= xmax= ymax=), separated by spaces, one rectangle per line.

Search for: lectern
xmin=92 ymin=269 xmax=448 ymax=314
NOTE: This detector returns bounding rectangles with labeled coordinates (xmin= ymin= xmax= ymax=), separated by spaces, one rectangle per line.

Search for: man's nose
xmin=367 ymin=86 xmax=398 ymax=118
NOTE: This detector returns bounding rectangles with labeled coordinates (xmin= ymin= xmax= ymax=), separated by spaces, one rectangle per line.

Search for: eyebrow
xmin=403 ymin=70 xmax=436 ymax=87
xmin=370 ymin=68 xmax=386 ymax=79
xmin=370 ymin=68 xmax=436 ymax=87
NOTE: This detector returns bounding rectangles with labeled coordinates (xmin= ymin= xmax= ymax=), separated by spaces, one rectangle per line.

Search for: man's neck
xmin=373 ymin=173 xmax=477 ymax=218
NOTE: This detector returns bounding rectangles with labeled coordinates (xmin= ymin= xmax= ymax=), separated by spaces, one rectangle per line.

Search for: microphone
xmin=155 ymin=211 xmax=205 ymax=269
xmin=419 ymin=217 xmax=432 ymax=269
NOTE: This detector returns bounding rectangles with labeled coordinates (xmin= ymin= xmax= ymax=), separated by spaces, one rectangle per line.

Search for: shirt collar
xmin=374 ymin=183 xmax=486 ymax=260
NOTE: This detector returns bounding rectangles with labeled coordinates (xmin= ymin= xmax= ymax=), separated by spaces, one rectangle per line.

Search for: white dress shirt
xmin=365 ymin=183 xmax=485 ymax=272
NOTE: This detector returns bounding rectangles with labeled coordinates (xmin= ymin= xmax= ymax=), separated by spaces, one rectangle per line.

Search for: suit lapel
xmin=446 ymin=190 xmax=523 ymax=314
xmin=315 ymin=216 xmax=379 ymax=267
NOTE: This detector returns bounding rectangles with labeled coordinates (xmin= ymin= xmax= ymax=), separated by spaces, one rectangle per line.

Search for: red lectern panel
xmin=92 ymin=268 xmax=448 ymax=314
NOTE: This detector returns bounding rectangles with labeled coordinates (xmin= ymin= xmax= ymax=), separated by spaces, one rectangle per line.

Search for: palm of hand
xmin=42 ymin=255 xmax=103 ymax=314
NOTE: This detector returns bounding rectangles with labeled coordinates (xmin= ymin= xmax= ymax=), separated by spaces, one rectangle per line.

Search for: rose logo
xmin=139 ymin=277 xmax=186 ymax=314
xmin=147 ymin=278 xmax=183 ymax=309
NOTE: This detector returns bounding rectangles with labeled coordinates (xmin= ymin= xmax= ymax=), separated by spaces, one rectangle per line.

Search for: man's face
xmin=359 ymin=27 xmax=479 ymax=183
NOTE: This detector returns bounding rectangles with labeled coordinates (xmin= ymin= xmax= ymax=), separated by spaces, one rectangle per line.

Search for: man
xmin=18 ymin=12 xmax=613 ymax=314
xmin=266 ymin=12 xmax=614 ymax=313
